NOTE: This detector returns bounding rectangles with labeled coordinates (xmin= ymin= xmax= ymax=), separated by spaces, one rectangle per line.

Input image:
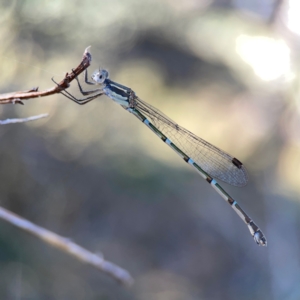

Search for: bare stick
xmin=0 ymin=113 xmax=48 ymax=125
xmin=0 ymin=206 xmax=134 ymax=286
xmin=0 ymin=46 xmax=92 ymax=105
xmin=269 ymin=0 xmax=284 ymax=24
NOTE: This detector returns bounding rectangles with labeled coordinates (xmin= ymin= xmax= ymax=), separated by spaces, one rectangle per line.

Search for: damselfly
xmin=58 ymin=63 xmax=267 ymax=246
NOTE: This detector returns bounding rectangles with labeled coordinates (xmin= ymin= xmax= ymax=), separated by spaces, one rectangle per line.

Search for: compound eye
xmin=91 ymin=69 xmax=109 ymax=83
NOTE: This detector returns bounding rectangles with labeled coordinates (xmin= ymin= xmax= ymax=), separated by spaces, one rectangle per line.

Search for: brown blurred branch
xmin=0 ymin=46 xmax=92 ymax=105
xmin=0 ymin=206 xmax=133 ymax=286
xmin=0 ymin=113 xmax=48 ymax=125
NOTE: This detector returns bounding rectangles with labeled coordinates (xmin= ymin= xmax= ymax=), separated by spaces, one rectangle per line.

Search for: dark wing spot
xmin=232 ymin=157 xmax=243 ymax=169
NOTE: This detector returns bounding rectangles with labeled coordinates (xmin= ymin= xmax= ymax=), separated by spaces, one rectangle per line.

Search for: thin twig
xmin=0 ymin=206 xmax=134 ymax=286
xmin=269 ymin=0 xmax=285 ymax=25
xmin=0 ymin=46 xmax=92 ymax=105
xmin=0 ymin=113 xmax=49 ymax=125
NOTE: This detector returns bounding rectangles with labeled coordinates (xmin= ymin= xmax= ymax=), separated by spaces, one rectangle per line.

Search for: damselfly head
xmin=91 ymin=69 xmax=109 ymax=84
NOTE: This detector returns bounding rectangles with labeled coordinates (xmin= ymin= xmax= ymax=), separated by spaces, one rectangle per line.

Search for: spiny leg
xmin=61 ymin=90 xmax=103 ymax=105
xmin=84 ymin=69 xmax=97 ymax=85
xmin=74 ymin=75 xmax=104 ymax=96
xmin=51 ymin=77 xmax=104 ymax=105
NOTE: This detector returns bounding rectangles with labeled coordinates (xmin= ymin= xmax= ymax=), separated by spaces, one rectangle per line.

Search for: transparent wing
xmin=135 ymin=97 xmax=248 ymax=187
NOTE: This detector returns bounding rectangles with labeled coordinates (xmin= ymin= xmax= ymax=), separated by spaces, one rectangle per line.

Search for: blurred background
xmin=0 ymin=0 xmax=300 ymax=299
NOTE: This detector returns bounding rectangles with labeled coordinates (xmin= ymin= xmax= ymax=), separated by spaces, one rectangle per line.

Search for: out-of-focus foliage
xmin=0 ymin=0 xmax=300 ymax=299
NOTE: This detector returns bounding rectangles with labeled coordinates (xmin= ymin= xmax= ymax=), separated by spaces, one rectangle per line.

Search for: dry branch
xmin=0 ymin=113 xmax=48 ymax=125
xmin=0 ymin=46 xmax=92 ymax=105
xmin=0 ymin=46 xmax=134 ymax=285
xmin=0 ymin=206 xmax=133 ymax=286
